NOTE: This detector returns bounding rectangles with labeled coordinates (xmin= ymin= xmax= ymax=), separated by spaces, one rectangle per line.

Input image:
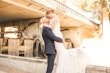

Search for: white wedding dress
xmin=52 ymin=23 xmax=89 ymax=73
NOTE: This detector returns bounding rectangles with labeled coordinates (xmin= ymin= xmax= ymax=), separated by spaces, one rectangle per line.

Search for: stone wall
xmin=62 ymin=27 xmax=82 ymax=48
xmin=0 ymin=19 xmax=96 ymax=49
xmin=62 ymin=26 xmax=97 ymax=48
xmin=0 ymin=19 xmax=45 ymax=57
xmin=0 ymin=19 xmax=40 ymax=39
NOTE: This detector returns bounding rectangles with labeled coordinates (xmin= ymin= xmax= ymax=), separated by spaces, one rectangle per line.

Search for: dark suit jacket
xmin=42 ymin=26 xmax=63 ymax=54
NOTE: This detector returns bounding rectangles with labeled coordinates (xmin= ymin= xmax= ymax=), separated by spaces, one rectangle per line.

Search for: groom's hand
xmin=62 ymin=38 xmax=65 ymax=42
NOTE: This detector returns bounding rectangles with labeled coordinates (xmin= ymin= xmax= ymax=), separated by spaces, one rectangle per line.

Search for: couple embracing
xmin=40 ymin=10 xmax=88 ymax=73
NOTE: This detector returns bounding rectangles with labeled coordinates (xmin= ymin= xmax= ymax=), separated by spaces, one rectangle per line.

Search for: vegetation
xmin=69 ymin=0 xmax=109 ymax=24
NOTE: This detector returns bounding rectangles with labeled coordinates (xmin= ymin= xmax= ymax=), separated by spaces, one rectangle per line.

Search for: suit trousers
xmin=46 ymin=54 xmax=56 ymax=73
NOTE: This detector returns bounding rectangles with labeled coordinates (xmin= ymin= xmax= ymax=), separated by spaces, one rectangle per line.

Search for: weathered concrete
xmin=1 ymin=54 xmax=110 ymax=73
xmin=0 ymin=71 xmax=7 ymax=73
xmin=0 ymin=65 xmax=30 ymax=73
xmin=0 ymin=54 xmax=56 ymax=73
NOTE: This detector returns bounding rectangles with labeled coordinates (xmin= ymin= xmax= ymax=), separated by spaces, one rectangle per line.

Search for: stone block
xmin=106 ymin=67 xmax=110 ymax=73
xmin=86 ymin=65 xmax=106 ymax=73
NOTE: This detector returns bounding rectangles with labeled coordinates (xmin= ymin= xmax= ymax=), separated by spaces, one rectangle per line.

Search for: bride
xmin=40 ymin=10 xmax=89 ymax=73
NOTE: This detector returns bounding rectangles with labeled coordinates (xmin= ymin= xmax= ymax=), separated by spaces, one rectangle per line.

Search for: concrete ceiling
xmin=0 ymin=1 xmax=42 ymax=23
xmin=0 ymin=0 xmax=78 ymax=27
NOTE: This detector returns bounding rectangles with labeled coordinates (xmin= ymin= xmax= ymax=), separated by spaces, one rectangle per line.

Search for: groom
xmin=42 ymin=10 xmax=63 ymax=73
xmin=42 ymin=26 xmax=63 ymax=73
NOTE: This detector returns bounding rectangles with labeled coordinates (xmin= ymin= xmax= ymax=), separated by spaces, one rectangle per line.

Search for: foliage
xmin=77 ymin=0 xmax=108 ymax=24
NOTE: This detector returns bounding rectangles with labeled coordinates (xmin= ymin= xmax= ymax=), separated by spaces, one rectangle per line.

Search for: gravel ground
xmin=0 ymin=65 xmax=31 ymax=73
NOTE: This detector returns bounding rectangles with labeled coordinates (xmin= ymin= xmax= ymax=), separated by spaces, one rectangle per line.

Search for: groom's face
xmin=46 ymin=13 xmax=53 ymax=19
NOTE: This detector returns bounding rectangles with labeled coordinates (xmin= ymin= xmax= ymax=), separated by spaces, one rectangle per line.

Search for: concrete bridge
xmin=0 ymin=0 xmax=98 ymax=29
xmin=0 ymin=0 xmax=100 ymax=48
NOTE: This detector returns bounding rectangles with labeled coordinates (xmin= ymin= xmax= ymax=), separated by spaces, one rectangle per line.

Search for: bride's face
xmin=41 ymin=17 xmax=49 ymax=24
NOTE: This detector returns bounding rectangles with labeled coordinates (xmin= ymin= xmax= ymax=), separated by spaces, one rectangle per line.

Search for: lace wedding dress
xmin=52 ymin=23 xmax=89 ymax=73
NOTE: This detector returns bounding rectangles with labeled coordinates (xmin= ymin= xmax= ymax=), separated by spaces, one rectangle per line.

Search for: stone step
xmin=86 ymin=65 xmax=110 ymax=73
xmin=0 ymin=65 xmax=30 ymax=73
xmin=0 ymin=71 xmax=7 ymax=73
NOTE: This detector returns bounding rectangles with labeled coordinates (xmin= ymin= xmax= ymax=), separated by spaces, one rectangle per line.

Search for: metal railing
xmin=31 ymin=0 xmax=97 ymax=26
xmin=32 ymin=0 xmax=83 ymax=17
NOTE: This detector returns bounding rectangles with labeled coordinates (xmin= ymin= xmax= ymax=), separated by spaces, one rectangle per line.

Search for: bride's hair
xmin=46 ymin=9 xmax=54 ymax=15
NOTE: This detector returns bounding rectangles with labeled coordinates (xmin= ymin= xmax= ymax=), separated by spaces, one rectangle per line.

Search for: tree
xmin=69 ymin=0 xmax=108 ymax=24
xmin=80 ymin=0 xmax=102 ymax=24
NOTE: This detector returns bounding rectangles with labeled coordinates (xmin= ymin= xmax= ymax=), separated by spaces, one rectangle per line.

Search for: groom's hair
xmin=46 ymin=9 xmax=54 ymax=15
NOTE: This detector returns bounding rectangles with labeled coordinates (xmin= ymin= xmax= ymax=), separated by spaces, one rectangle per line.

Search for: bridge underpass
xmin=0 ymin=0 xmax=98 ymax=28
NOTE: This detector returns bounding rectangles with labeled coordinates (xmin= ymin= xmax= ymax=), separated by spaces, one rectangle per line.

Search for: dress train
xmin=53 ymin=29 xmax=88 ymax=73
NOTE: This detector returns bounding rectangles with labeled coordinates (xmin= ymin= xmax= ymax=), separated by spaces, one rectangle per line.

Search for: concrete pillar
xmin=102 ymin=8 xmax=110 ymax=40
